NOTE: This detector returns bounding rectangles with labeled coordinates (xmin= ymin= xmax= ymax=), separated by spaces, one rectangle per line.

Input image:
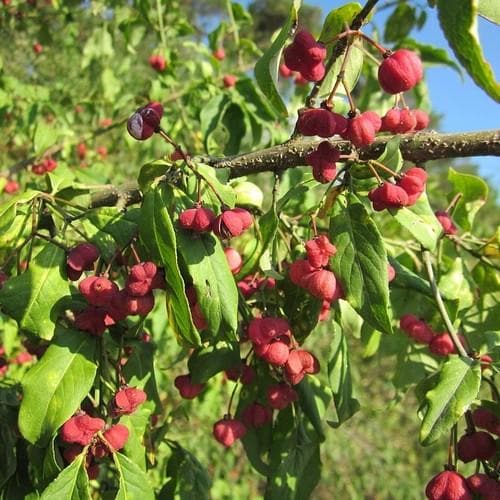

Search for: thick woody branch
xmin=202 ymin=129 xmax=500 ymax=178
xmin=84 ymin=129 xmax=498 ymax=208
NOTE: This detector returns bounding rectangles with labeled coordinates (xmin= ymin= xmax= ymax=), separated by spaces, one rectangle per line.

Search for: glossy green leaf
xmin=0 ymin=189 xmax=39 ymax=235
xmin=33 ymin=121 xmax=57 ymax=154
xmin=40 ymin=455 xmax=90 ymax=500
xmin=297 ymin=376 xmax=332 ymax=442
xmin=177 ymin=231 xmax=238 ymax=338
xmin=376 ymin=136 xmax=403 ymax=173
xmin=160 ymin=442 xmax=212 ymax=500
xmin=200 ymin=94 xmax=231 ymax=154
xmin=196 ymin=163 xmax=236 ymax=208
xmin=0 ymin=425 xmax=16 ymax=490
xmin=254 ymin=0 xmax=301 ymax=116
xmin=18 ymin=327 xmax=97 ymax=446
xmin=330 ymin=194 xmax=393 ymax=334
xmin=121 ymin=406 xmax=152 ymax=472
xmin=437 ymin=0 xmax=500 ymax=101
xmin=384 ymin=3 xmax=416 ymax=42
xmin=391 ymin=192 xmax=442 ymax=251
xmin=447 ymin=167 xmax=488 ymax=231
xmin=420 ymin=356 xmax=481 ymax=446
xmin=438 ymin=257 xmax=473 ymax=308
xmin=317 ymin=3 xmax=364 ymax=97
xmin=265 ymin=409 xmax=321 ymax=500
xmin=187 ymin=342 xmax=240 ymax=383
xmin=0 ymin=242 xmax=71 ymax=340
xmin=140 ymin=186 xmax=201 ymax=347
xmin=389 ymin=258 xmax=433 ymax=297
xmin=114 ymin=452 xmax=155 ymax=500
xmin=327 ymin=324 xmax=360 ymax=427
xmin=478 ymin=0 xmax=500 ymax=24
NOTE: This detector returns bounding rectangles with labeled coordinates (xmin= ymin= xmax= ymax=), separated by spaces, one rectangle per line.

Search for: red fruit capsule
xmin=223 ymin=74 xmax=237 ymax=88
xmin=306 ymin=141 xmax=340 ymax=184
xmin=127 ymin=102 xmax=164 ymax=141
xmin=111 ymin=387 xmax=147 ymax=417
xmin=224 ymin=247 xmax=243 ymax=274
xmin=126 ymin=262 xmax=158 ymax=296
xmin=346 ymin=112 xmax=380 ymax=147
xmin=368 ymin=182 xmax=409 ymax=211
xmin=397 ymin=167 xmax=427 ymax=205
xmin=435 ymin=211 xmax=458 ymax=235
xmin=413 ymin=109 xmax=430 ymax=130
xmin=425 ymin=471 xmax=472 ymax=500
xmin=213 ymin=417 xmax=247 ymax=447
xmin=174 ymin=374 xmax=205 ymax=399
xmin=247 ymin=317 xmax=291 ymax=346
xmin=305 ymin=234 xmax=336 ymax=268
xmin=296 ymin=108 xmax=336 ymax=138
xmin=213 ymin=48 xmax=226 ymax=61
xmin=279 ymin=63 xmax=293 ymax=78
xmin=179 ymin=206 xmax=216 ymax=233
xmin=429 ymin=333 xmax=456 ymax=356
xmin=457 ymin=431 xmax=496 ymax=463
xmin=103 ymin=424 xmax=129 ymax=451
xmin=60 ymin=414 xmax=105 ymax=446
xmin=267 ymin=383 xmax=298 ymax=410
xmin=283 ymin=30 xmax=326 ymax=82
xmin=378 ymin=49 xmax=423 ymax=94
xmin=242 ymin=403 xmax=273 ymax=428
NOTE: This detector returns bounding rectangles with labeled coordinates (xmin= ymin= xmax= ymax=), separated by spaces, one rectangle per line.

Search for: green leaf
xmin=114 ymin=452 xmax=155 ymax=500
xmin=177 ymin=231 xmax=238 ymax=338
xmin=139 ymin=186 xmax=201 ymax=347
xmin=447 ymin=167 xmax=488 ymax=231
xmin=18 ymin=327 xmax=97 ymax=446
xmin=327 ymin=324 xmax=360 ymax=427
xmin=438 ymin=257 xmax=473 ymax=308
xmin=281 ymin=278 xmax=322 ymax=343
xmin=196 ymin=164 xmax=236 ymax=208
xmin=384 ymin=3 xmax=416 ymax=42
xmin=199 ymin=94 xmax=231 ymax=154
xmin=0 ymin=189 xmax=40 ymax=235
xmin=297 ymin=376 xmax=332 ymax=441
xmin=160 ymin=442 xmax=212 ymax=500
xmin=254 ymin=0 xmax=301 ymax=116
xmin=317 ymin=3 xmax=364 ymax=98
xmin=389 ymin=258 xmax=433 ymax=297
xmin=265 ymin=409 xmax=321 ymax=500
xmin=187 ymin=342 xmax=240 ymax=383
xmin=0 ymin=242 xmax=71 ymax=340
xmin=420 ymin=356 xmax=481 ymax=446
xmin=40 ymin=455 xmax=90 ymax=500
xmin=376 ymin=136 xmax=403 ymax=173
xmin=33 ymin=121 xmax=57 ymax=154
xmin=437 ymin=0 xmax=500 ymax=101
xmin=478 ymin=0 xmax=500 ymax=24
xmin=329 ymin=194 xmax=393 ymax=334
xmin=0 ymin=425 xmax=16 ymax=490
xmin=391 ymin=192 xmax=442 ymax=251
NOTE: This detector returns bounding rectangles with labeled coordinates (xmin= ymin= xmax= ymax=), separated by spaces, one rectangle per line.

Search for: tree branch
xmin=86 ymin=129 xmax=499 ymax=209
xmin=201 ymin=129 xmax=500 ymax=178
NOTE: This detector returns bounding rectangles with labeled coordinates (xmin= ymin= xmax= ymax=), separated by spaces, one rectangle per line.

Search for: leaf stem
xmin=422 ymin=250 xmax=469 ymax=358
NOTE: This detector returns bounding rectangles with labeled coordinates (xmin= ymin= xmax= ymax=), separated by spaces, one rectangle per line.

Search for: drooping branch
xmin=88 ymin=129 xmax=499 ymax=208
xmin=202 ymin=129 xmax=500 ymax=178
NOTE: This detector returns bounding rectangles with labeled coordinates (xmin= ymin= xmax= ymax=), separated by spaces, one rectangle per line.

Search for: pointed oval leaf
xmin=437 ymin=0 xmax=500 ymax=101
xmin=113 ymin=452 xmax=155 ymax=500
xmin=18 ymin=327 xmax=97 ymax=446
xmin=390 ymin=192 xmax=442 ymax=251
xmin=420 ymin=356 xmax=481 ymax=446
xmin=139 ymin=186 xmax=201 ymax=347
xmin=40 ymin=454 xmax=90 ymax=500
xmin=0 ymin=242 xmax=71 ymax=340
xmin=329 ymin=194 xmax=393 ymax=334
xmin=254 ymin=0 xmax=301 ymax=116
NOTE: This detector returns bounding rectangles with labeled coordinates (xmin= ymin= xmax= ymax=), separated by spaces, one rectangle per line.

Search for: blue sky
xmin=310 ymin=1 xmax=500 ymax=185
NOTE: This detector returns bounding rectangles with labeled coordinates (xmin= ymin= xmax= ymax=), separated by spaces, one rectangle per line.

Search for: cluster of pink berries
xmin=400 ymin=314 xmax=464 ymax=356
xmin=179 ymin=204 xmax=253 ymax=240
xmin=172 ymin=316 xmax=319 ymax=448
xmin=426 ymin=406 xmax=500 ymax=499
xmin=32 ymin=156 xmax=57 ymax=175
xmin=380 ymin=107 xmax=429 ymax=134
xmin=368 ymin=167 xmax=427 ymax=211
xmin=289 ymin=235 xmax=342 ymax=305
xmin=283 ymin=30 xmax=326 ymax=82
xmin=66 ymin=243 xmax=164 ymax=336
xmin=59 ymin=386 xmax=146 ymax=479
